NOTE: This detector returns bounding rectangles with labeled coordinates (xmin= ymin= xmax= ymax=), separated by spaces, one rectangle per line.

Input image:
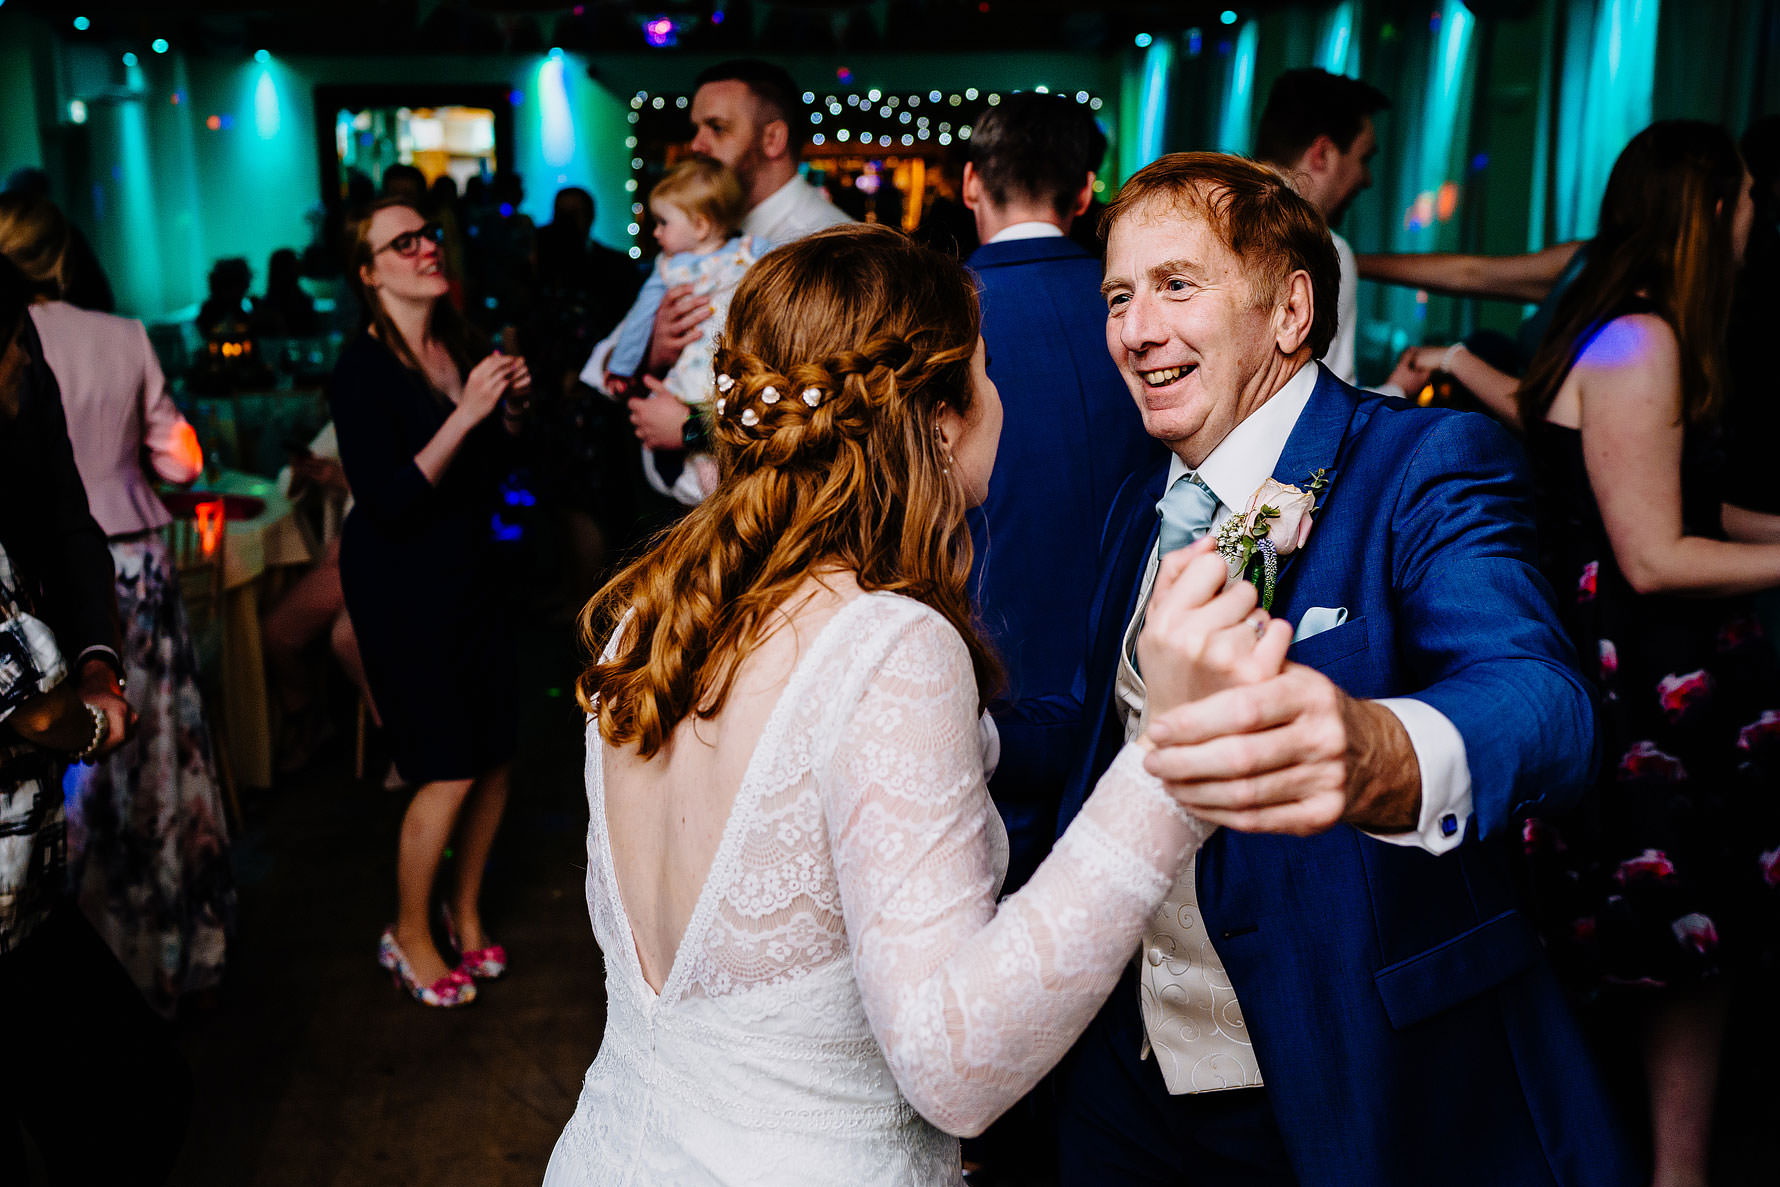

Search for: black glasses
xmin=373 ymin=222 xmax=445 ymax=258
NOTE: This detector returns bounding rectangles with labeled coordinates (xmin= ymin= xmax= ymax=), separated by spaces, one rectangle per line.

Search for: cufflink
xmin=1440 ymin=814 xmax=1459 ymax=838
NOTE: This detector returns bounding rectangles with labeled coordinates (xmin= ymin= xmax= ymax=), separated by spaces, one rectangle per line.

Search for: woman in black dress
xmin=332 ymin=197 xmax=530 ymax=1007
xmin=1517 ymin=122 xmax=1780 ymax=1185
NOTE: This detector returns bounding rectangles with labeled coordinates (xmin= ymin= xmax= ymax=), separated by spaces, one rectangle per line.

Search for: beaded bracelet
xmin=73 ymin=703 xmax=107 ymax=763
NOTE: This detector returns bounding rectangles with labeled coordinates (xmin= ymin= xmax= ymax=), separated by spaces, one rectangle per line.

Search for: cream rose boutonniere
xmin=1212 ymin=469 xmax=1329 ymax=610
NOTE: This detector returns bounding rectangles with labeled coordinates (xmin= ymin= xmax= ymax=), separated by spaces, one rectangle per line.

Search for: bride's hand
xmin=1136 ymin=537 xmax=1293 ymax=724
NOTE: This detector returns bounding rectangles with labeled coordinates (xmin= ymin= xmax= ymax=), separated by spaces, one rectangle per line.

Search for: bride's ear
xmin=932 ymin=403 xmax=962 ymax=452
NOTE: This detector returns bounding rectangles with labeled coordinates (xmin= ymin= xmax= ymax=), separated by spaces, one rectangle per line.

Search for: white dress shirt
xmin=984 ymin=220 xmax=1065 ymax=244
xmin=1116 ymin=360 xmax=1474 ymax=1094
xmin=1325 ymin=230 xmax=1406 ymax=401
xmin=741 ymin=174 xmax=853 ymax=248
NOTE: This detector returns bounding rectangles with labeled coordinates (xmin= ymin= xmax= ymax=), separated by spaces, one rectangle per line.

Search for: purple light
xmin=836 ymin=66 xmax=852 ymax=83
xmin=644 ymin=17 xmax=676 ymax=47
xmin=508 ymin=89 xmax=523 ymax=107
xmin=499 ymin=202 xmax=515 ymax=217
xmin=712 ymin=9 xmax=725 ymax=24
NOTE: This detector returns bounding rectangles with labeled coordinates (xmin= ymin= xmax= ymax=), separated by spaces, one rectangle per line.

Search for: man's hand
xmin=77 ymin=657 xmax=136 ymax=757
xmin=628 ymin=376 xmax=693 ymax=450
xmin=646 ymin=284 xmax=713 ymax=373
xmin=1143 ymin=668 xmax=1422 ymax=836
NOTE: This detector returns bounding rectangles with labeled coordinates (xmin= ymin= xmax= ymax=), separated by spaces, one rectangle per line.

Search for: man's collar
xmin=985 ymin=220 xmax=1066 ymax=245
xmin=1166 ymin=361 xmax=1321 ymax=509
xmin=744 ymin=175 xmax=806 ymax=229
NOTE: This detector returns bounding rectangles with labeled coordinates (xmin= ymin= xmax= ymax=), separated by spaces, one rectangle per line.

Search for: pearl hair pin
xmin=715 ymin=374 xmax=735 ymax=393
xmin=715 ymin=397 xmax=726 ymax=415
xmin=740 ymin=408 xmax=759 ymax=427
xmin=761 ymin=386 xmax=780 ymax=404
xmin=802 ymin=388 xmax=822 ymax=407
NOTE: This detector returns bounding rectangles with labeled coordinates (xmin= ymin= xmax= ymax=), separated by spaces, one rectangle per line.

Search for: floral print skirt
xmin=1518 ymin=590 xmax=1780 ymax=999
xmin=63 ymin=533 xmax=236 ymax=1017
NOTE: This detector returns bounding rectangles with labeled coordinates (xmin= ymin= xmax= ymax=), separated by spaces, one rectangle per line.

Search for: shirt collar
xmin=985 ymin=221 xmax=1067 ymax=244
xmin=1166 ymin=361 xmax=1321 ymax=510
xmin=742 ymin=175 xmax=808 ymax=236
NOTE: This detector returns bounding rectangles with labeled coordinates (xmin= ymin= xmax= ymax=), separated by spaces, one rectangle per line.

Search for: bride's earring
xmin=935 ymin=426 xmax=954 ymax=475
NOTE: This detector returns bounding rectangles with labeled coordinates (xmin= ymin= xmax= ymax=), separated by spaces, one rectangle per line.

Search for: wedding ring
xmin=1249 ymin=616 xmax=1267 ymax=642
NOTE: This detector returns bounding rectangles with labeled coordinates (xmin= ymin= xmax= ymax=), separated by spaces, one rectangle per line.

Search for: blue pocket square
xmin=1294 ymin=606 xmax=1349 ymax=642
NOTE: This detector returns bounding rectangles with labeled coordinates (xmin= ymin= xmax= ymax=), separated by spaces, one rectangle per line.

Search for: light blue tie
xmin=1131 ymin=473 xmax=1221 ymax=674
xmin=1156 ymin=472 xmax=1221 ymax=557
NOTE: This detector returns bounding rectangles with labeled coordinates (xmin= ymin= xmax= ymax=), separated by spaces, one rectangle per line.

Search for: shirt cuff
xmin=1364 ymin=697 xmax=1472 ymax=855
xmin=580 ymin=338 xmax=617 ymax=397
xmin=73 ymin=645 xmax=123 ymax=681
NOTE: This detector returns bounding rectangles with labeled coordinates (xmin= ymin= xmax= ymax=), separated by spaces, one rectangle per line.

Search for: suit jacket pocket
xmin=1286 ymin=614 xmax=1369 ymax=670
xmin=1373 ymin=908 xmax=1542 ymax=1029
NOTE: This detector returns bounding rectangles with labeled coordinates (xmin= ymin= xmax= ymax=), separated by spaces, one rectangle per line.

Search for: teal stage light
xmin=1220 ymin=9 xmax=1238 ymax=24
xmin=1134 ymin=33 xmax=1152 ymax=48
xmin=122 ymin=52 xmax=138 ymax=66
xmin=74 ymin=16 xmax=91 ymax=31
xmin=152 ymin=38 xmax=169 ymax=53
xmin=255 ymin=49 xmax=270 ymax=63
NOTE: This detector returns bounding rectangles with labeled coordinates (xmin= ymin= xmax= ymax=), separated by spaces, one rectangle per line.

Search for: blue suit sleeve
xmin=606 ymin=266 xmax=669 ymax=379
xmin=1386 ymin=413 xmax=1597 ymax=838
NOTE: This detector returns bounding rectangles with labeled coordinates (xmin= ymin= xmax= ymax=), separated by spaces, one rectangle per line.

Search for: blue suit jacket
xmin=1058 ymin=367 xmax=1638 ymax=1185
xmin=966 ymin=235 xmax=1163 ymax=890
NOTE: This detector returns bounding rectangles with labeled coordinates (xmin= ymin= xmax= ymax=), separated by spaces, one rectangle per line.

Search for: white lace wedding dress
xmin=545 ymin=591 xmax=1213 ymax=1186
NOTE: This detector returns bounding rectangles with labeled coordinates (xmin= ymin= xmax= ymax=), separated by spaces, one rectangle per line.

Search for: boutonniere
xmin=1213 ymin=468 xmax=1331 ymax=611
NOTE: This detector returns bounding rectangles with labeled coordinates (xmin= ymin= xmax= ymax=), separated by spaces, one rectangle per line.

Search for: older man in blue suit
xmin=1051 ymin=153 xmax=1638 ymax=1185
xmin=964 ymin=93 xmax=1161 ymax=897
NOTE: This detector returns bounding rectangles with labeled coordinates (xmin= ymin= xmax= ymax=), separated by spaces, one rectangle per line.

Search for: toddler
xmin=588 ymin=158 xmax=767 ymax=504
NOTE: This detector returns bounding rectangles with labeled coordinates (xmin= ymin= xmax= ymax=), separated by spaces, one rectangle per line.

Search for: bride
xmin=546 ymin=224 xmax=1282 ymax=1184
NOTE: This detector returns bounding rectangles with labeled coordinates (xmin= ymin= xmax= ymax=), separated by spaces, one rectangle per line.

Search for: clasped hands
xmin=1135 ymin=537 xmax=1420 ymax=836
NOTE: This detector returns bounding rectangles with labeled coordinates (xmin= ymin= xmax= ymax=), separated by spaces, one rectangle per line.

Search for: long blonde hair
xmin=577 ymin=224 xmax=999 ymax=758
xmin=0 ymin=193 xmax=72 ymax=299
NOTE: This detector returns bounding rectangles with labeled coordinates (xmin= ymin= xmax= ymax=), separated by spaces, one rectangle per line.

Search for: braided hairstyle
xmin=578 ymin=223 xmax=1000 ymax=756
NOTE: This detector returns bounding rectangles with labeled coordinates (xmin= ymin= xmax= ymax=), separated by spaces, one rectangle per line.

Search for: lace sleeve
xmin=819 ymin=609 xmax=1213 ymax=1137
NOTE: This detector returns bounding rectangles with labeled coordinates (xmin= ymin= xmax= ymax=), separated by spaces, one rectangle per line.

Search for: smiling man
xmin=1050 ymin=153 xmax=1637 ymax=1186
xmin=588 ymin=60 xmax=851 ymax=465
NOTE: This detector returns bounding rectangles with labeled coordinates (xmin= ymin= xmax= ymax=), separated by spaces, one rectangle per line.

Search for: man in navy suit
xmin=1051 ymin=153 xmax=1637 ymax=1185
xmin=964 ymin=93 xmax=1161 ymax=897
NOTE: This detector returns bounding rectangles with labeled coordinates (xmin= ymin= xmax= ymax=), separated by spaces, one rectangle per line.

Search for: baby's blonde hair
xmin=650 ymin=158 xmax=746 ymax=239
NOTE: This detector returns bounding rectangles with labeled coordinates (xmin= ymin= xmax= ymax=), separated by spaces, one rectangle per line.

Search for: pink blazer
xmin=29 ymin=301 xmax=203 ymax=537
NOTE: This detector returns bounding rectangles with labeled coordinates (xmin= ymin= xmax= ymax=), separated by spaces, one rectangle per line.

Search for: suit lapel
xmin=1265 ymin=365 xmax=1363 ymax=595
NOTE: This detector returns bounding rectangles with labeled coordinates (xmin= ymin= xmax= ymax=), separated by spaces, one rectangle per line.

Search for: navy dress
xmin=330 ymin=334 xmax=517 ymax=784
xmin=1521 ymin=308 xmax=1780 ymax=995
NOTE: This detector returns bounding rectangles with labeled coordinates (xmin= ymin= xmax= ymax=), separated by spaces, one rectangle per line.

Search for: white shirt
xmin=1116 ymin=360 xmax=1474 ymax=1094
xmin=1325 ymin=231 xmax=1360 ymax=386
xmin=741 ymin=174 xmax=853 ymax=248
xmin=984 ymin=220 xmax=1065 ymax=244
xmin=1326 ymin=230 xmax=1406 ymax=401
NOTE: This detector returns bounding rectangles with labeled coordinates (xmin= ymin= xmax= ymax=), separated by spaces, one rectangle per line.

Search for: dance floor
xmin=128 ymin=621 xmax=1780 ymax=1186
xmin=170 ymin=621 xmax=601 ymax=1186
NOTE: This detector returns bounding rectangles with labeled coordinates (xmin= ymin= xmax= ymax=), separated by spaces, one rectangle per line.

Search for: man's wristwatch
xmin=682 ymin=409 xmax=711 ymax=452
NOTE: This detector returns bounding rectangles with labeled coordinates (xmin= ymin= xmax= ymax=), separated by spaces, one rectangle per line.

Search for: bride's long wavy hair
xmin=577 ymin=224 xmax=1000 ymax=757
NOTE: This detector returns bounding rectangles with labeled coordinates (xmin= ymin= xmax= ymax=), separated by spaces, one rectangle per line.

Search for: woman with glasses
xmin=333 ymin=196 xmax=530 ymax=1007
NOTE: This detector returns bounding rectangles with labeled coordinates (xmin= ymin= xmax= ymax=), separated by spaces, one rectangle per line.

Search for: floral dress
xmin=1521 ymin=396 xmax=1780 ymax=996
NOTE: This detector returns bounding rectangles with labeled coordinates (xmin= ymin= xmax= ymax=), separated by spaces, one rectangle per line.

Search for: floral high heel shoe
xmin=378 ymin=927 xmax=477 ymax=1007
xmin=441 ymin=903 xmax=508 ymax=980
